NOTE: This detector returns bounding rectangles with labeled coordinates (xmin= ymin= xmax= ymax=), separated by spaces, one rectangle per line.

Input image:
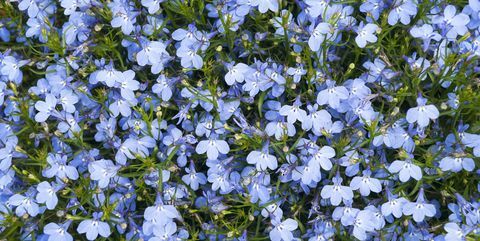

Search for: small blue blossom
xmin=195 ymin=135 xmax=230 ymax=160
xmin=402 ymin=188 xmax=436 ymax=222
xmin=247 ymin=143 xmax=278 ymax=171
xmin=355 ymin=22 xmax=379 ymax=48
xmin=77 ymin=212 xmax=111 ymax=240
xmin=388 ymin=159 xmax=422 ymax=182
xmin=320 ymin=174 xmax=354 ymax=206
xmin=43 ymin=154 xmax=79 ymax=180
xmin=350 ymin=169 xmax=382 ymax=196
xmin=36 ymin=181 xmax=60 ymax=210
xmin=388 ymin=0 xmax=417 ymax=25
xmin=88 ymin=159 xmax=120 ymax=188
xmin=269 ymin=218 xmax=298 ymax=241
xmin=43 ymin=222 xmax=73 ymax=241
xmin=406 ymin=97 xmax=439 ymax=128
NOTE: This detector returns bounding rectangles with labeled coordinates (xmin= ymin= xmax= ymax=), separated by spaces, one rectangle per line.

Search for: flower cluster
xmin=0 ymin=0 xmax=479 ymax=240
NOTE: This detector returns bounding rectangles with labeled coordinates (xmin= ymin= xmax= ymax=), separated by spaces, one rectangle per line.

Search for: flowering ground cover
xmin=0 ymin=0 xmax=479 ymax=240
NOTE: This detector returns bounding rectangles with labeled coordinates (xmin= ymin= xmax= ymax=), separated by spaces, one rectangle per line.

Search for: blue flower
xmin=309 ymin=146 xmax=335 ymax=171
xmin=43 ymin=222 xmax=73 ymax=241
xmin=0 ymin=56 xmax=29 ymax=83
xmin=317 ymin=80 xmax=349 ymax=109
xmin=388 ymin=0 xmax=417 ymax=25
xmin=308 ymin=22 xmax=332 ymax=51
xmin=406 ymin=97 xmax=439 ymax=128
xmin=359 ymin=0 xmax=385 ymax=20
xmin=110 ymin=4 xmax=138 ymax=35
xmin=332 ymin=200 xmax=360 ymax=226
xmin=141 ymin=0 xmax=164 ymax=14
xmin=432 ymin=5 xmax=470 ymax=40
xmin=246 ymin=143 xmax=278 ymax=171
xmin=444 ymin=222 xmax=472 ymax=241
xmin=402 ymin=188 xmax=436 ymax=222
xmin=279 ymin=97 xmax=307 ymax=124
xmin=350 ymin=169 xmax=382 ymax=196
xmin=224 ymin=62 xmax=251 ymax=85
xmin=8 ymin=189 xmax=39 ymax=217
xmin=320 ymin=174 xmax=354 ymax=206
xmin=59 ymin=89 xmax=79 ymax=113
xmin=352 ymin=210 xmax=376 ymax=240
xmin=35 ymin=94 xmax=59 ymax=122
xmin=36 ymin=181 xmax=59 ymax=210
xmin=88 ymin=159 xmax=120 ymax=188
xmin=381 ymin=190 xmax=408 ymax=218
xmin=439 ymin=156 xmax=475 ymax=172
xmin=119 ymin=70 xmax=139 ymax=101
xmin=269 ymin=218 xmax=298 ymax=241
xmin=388 ymin=159 xmax=422 ymax=182
xmin=195 ymin=135 xmax=230 ymax=160
xmin=43 ymin=154 xmax=79 ymax=180
xmin=152 ymin=75 xmax=174 ymax=101
xmin=176 ymin=44 xmax=203 ymax=69
xmin=18 ymin=0 xmax=40 ymax=18
xmin=355 ymin=22 xmax=379 ymax=48
xmin=77 ymin=212 xmax=111 ymax=240
xmin=410 ymin=24 xmax=442 ymax=51
xmin=181 ymin=163 xmax=207 ymax=191
xmin=143 ymin=202 xmax=181 ymax=235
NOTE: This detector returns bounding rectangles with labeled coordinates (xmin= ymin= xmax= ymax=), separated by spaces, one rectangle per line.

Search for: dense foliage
xmin=0 ymin=0 xmax=479 ymax=240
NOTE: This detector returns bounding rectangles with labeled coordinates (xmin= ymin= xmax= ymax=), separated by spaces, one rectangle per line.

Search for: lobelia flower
xmin=355 ymin=22 xmax=379 ymax=48
xmin=246 ymin=142 xmax=278 ymax=171
xmin=18 ymin=0 xmax=40 ymax=18
xmin=320 ymin=173 xmax=354 ymax=206
xmin=432 ymin=5 xmax=470 ymax=40
xmin=350 ymin=169 xmax=382 ymax=196
xmin=402 ymin=188 xmax=436 ymax=222
xmin=352 ymin=210 xmax=376 ymax=240
xmin=176 ymin=44 xmax=203 ymax=69
xmin=195 ymin=134 xmax=230 ymax=160
xmin=381 ymin=189 xmax=408 ymax=218
xmin=88 ymin=159 xmax=120 ymax=188
xmin=406 ymin=97 xmax=439 ymax=128
xmin=308 ymin=146 xmax=336 ymax=171
xmin=279 ymin=97 xmax=307 ymax=124
xmin=332 ymin=200 xmax=360 ymax=226
xmin=317 ymin=80 xmax=349 ymax=109
xmin=152 ymin=75 xmax=174 ymax=101
xmin=77 ymin=212 xmax=111 ymax=240
xmin=141 ymin=0 xmax=164 ymax=14
xmin=359 ymin=0 xmax=385 ymax=20
xmin=0 ymin=56 xmax=29 ymax=83
xmin=43 ymin=153 xmax=79 ymax=180
xmin=308 ymin=22 xmax=333 ymax=51
xmin=115 ymin=70 xmax=139 ymax=102
xmin=388 ymin=158 xmax=422 ymax=182
xmin=36 ymin=181 xmax=60 ymax=210
xmin=35 ymin=94 xmax=59 ymax=122
xmin=8 ymin=188 xmax=40 ymax=217
xmin=251 ymin=0 xmax=279 ymax=14
xmin=136 ymin=40 xmax=168 ymax=68
xmin=224 ymin=62 xmax=251 ymax=85
xmin=444 ymin=222 xmax=473 ymax=241
xmin=439 ymin=156 xmax=475 ymax=172
xmin=269 ymin=218 xmax=298 ymax=241
xmin=148 ymin=222 xmax=178 ymax=240
xmin=143 ymin=200 xmax=182 ymax=234
xmin=410 ymin=24 xmax=442 ymax=51
xmin=43 ymin=221 xmax=73 ymax=241
xmin=59 ymin=89 xmax=79 ymax=113
xmin=388 ymin=0 xmax=417 ymax=25
xmin=181 ymin=162 xmax=207 ymax=191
